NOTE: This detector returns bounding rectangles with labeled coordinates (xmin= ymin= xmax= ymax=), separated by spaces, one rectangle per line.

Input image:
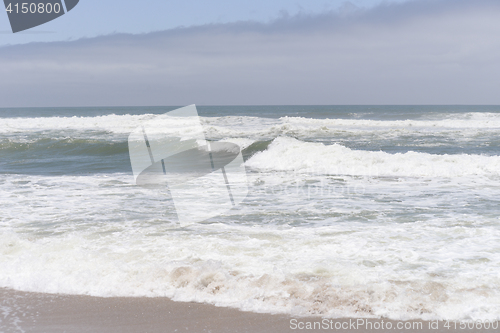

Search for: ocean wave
xmin=0 ymin=114 xmax=145 ymax=134
xmin=2 ymin=109 xmax=500 ymax=322
xmin=0 ymin=138 xmax=129 ymax=156
xmin=2 ymin=113 xmax=500 ymax=139
xmin=0 ymin=221 xmax=499 ymax=321
xmin=203 ymin=116 xmax=500 ymax=142
xmin=281 ymin=112 xmax=500 ymax=129
xmin=245 ymin=137 xmax=500 ymax=177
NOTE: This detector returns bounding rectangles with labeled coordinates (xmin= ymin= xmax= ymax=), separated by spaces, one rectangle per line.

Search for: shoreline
xmin=1 ymin=288 xmax=497 ymax=333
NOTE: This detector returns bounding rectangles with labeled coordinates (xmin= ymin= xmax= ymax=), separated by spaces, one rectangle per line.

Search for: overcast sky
xmin=1 ymin=0 xmax=500 ymax=107
xmin=0 ymin=0 xmax=408 ymax=45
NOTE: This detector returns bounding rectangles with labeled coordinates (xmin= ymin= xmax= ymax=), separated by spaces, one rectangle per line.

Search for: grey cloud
xmin=1 ymin=0 xmax=500 ymax=107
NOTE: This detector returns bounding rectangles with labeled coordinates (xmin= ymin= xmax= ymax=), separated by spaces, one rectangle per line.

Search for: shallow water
xmin=1 ymin=105 xmax=500 ymax=320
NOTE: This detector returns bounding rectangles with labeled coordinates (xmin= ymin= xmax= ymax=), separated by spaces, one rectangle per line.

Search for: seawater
xmin=1 ymin=105 xmax=500 ymax=321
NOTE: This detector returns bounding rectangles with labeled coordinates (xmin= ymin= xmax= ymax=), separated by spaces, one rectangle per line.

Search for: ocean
xmin=1 ymin=105 xmax=500 ymax=321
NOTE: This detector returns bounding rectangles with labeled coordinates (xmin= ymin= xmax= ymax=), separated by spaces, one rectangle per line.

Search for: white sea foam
xmin=0 ymin=114 xmax=148 ymax=134
xmin=1 ymin=218 xmax=500 ymax=321
xmin=202 ymin=113 xmax=500 ymax=140
xmin=246 ymin=137 xmax=500 ymax=178
xmin=282 ymin=112 xmax=500 ymax=129
xmin=2 ymin=111 xmax=500 ymax=321
xmin=1 ymin=173 xmax=500 ymax=321
xmin=3 ymin=113 xmax=500 ymax=141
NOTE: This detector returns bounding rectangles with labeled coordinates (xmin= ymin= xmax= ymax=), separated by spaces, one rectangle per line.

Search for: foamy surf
xmin=1 ymin=200 xmax=499 ymax=321
xmin=1 ymin=106 xmax=500 ymax=322
xmin=246 ymin=137 xmax=500 ymax=178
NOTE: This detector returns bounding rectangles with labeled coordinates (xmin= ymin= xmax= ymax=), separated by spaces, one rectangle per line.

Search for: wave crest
xmin=246 ymin=137 xmax=500 ymax=177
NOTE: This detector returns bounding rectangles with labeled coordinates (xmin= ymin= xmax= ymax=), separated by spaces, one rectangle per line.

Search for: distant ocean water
xmin=1 ymin=105 xmax=500 ymax=321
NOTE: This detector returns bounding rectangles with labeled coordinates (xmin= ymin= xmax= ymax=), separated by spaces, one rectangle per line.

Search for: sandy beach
xmin=0 ymin=288 xmax=497 ymax=333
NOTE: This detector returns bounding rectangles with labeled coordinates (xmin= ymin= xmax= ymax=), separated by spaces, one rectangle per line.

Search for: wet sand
xmin=0 ymin=288 xmax=497 ymax=333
